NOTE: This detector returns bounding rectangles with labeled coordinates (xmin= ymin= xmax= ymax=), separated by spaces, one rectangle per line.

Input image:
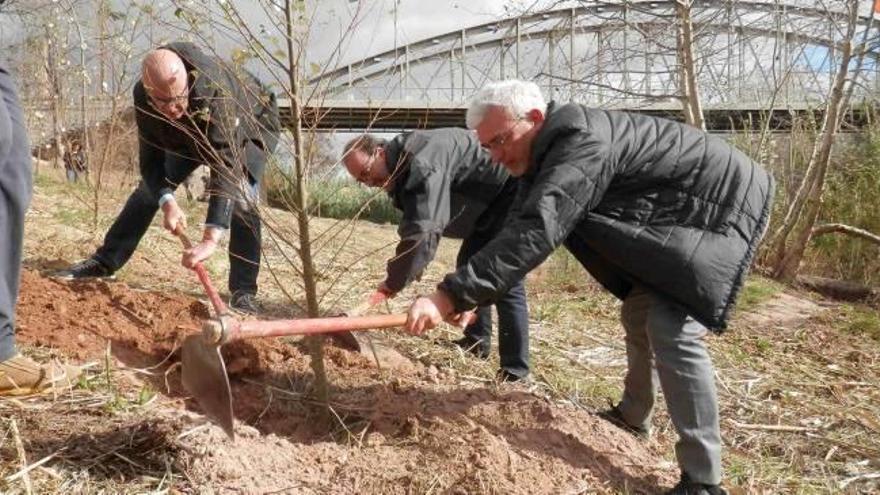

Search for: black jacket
xmin=134 ymin=42 xmax=281 ymax=228
xmin=440 ymin=102 xmax=775 ymax=330
xmin=382 ymin=128 xmax=516 ymax=293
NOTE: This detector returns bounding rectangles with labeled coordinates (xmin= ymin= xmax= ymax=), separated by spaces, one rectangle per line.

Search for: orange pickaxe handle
xmin=207 ymin=313 xmax=408 ymax=344
xmin=175 ymin=229 xmax=228 ymax=316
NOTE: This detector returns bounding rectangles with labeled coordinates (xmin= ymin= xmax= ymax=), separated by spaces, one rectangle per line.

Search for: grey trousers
xmin=617 ymin=285 xmax=722 ymax=485
xmin=0 ymin=66 xmax=33 ymax=362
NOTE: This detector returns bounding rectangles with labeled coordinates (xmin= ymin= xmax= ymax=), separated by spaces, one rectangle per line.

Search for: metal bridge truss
xmin=308 ymin=0 xmax=880 ymax=111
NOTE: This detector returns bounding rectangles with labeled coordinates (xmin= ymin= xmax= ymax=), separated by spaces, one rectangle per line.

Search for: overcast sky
xmin=305 ymin=0 xmax=545 ymax=66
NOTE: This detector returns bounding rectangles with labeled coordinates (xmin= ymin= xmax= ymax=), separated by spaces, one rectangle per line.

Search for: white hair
xmin=465 ymin=79 xmax=547 ymax=129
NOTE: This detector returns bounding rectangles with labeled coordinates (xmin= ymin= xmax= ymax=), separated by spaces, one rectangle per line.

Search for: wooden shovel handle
xmin=175 ymin=228 xmax=228 ymax=316
xmin=222 ymin=313 xmax=408 ymax=342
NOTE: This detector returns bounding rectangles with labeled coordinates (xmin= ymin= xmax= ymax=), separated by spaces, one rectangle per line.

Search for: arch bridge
xmin=294 ymin=0 xmax=880 ymax=131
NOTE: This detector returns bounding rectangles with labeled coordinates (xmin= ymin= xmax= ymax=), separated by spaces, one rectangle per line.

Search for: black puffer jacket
xmin=382 ymin=128 xmax=516 ymax=293
xmin=134 ymin=42 xmax=281 ymax=228
xmin=440 ymin=102 xmax=775 ymax=330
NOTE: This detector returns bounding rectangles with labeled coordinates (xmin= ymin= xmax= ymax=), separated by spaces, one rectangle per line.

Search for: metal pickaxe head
xmin=181 ymin=318 xmax=235 ymax=439
xmin=181 ymin=313 xmax=407 ymax=440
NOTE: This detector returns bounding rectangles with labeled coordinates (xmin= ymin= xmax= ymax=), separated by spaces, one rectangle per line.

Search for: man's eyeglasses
xmin=482 ymin=119 xmax=522 ymax=151
xmin=355 ymin=148 xmax=380 ymax=184
xmin=147 ymin=88 xmax=189 ymax=108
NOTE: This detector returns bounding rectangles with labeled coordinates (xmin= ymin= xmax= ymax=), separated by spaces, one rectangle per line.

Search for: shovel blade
xmin=329 ymin=330 xmax=369 ymax=353
xmin=181 ymin=334 xmax=235 ymax=439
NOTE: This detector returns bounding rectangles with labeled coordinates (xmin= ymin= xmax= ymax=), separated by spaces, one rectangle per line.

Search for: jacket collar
xmin=383 ymin=133 xmax=411 ymax=193
xmin=525 ymin=101 xmax=588 ymax=179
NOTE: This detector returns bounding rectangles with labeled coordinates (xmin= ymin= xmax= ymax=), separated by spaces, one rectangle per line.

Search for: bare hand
xmin=162 ymin=200 xmax=186 ymax=233
xmin=182 ymin=239 xmax=218 ymax=268
xmin=366 ymin=283 xmax=395 ymax=306
xmin=367 ymin=291 xmax=389 ymax=306
xmin=405 ymin=289 xmax=457 ymax=335
xmin=447 ymin=310 xmax=477 ymax=328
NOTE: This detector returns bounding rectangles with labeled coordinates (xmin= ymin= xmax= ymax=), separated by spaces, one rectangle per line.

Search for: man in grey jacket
xmin=405 ymin=80 xmax=774 ymax=494
xmin=57 ymin=43 xmax=280 ymax=313
xmin=343 ymin=129 xmax=530 ymax=381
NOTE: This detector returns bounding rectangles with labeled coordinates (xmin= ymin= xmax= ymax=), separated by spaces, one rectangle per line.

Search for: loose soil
xmin=6 ymin=269 xmax=678 ymax=493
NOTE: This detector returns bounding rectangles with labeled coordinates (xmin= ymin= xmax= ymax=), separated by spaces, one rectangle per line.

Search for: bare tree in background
xmin=674 ymin=0 xmax=704 ymax=129
xmin=767 ymin=0 xmax=878 ymax=282
xmin=10 ymin=3 xmax=75 ymax=170
xmin=84 ymin=6 xmax=146 ymax=229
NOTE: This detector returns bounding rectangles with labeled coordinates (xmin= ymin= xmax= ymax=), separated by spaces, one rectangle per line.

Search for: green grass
xmin=737 ymin=276 xmax=785 ymax=312
xmin=53 ymin=205 xmax=93 ymax=226
xmin=266 ymin=173 xmax=401 ymax=225
xmin=308 ymin=179 xmax=401 ymax=224
xmin=542 ymin=249 xmax=585 ymax=288
xmin=838 ymin=304 xmax=880 ymax=341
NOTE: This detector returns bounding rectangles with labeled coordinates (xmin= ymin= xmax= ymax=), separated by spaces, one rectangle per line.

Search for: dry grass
xmin=4 ymin=168 xmax=880 ymax=493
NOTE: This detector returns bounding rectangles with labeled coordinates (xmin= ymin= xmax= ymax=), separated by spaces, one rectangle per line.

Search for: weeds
xmin=265 ymin=169 xmax=401 ymax=225
xmin=838 ymin=304 xmax=880 ymax=341
xmin=737 ymin=276 xmax=785 ymax=312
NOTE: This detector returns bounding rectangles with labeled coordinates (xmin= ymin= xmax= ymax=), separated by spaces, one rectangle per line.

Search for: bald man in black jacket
xmin=58 ymin=42 xmax=280 ymax=314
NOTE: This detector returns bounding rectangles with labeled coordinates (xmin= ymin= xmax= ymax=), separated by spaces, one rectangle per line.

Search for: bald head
xmin=142 ymin=48 xmax=189 ymax=120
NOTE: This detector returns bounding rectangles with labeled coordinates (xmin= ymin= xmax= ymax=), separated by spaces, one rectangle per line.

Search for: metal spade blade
xmin=181 ymin=334 xmax=235 ymax=439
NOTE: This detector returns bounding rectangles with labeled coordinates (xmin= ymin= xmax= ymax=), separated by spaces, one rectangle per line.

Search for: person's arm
xmin=199 ymin=81 xmax=250 ymax=230
xmin=179 ymin=93 xmax=244 ymax=267
xmin=440 ymin=128 xmax=612 ymax=312
xmin=406 ymin=128 xmax=611 ymax=333
xmin=135 ymin=109 xmax=170 ymax=203
xmin=383 ymin=159 xmax=451 ymax=294
xmin=134 ymin=102 xmax=191 ymax=234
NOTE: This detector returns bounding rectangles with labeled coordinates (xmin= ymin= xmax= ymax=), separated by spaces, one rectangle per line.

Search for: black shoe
xmin=665 ymin=472 xmax=727 ymax=495
xmin=229 ymin=291 xmax=260 ymax=315
xmin=496 ymin=369 xmax=529 ymax=383
xmin=453 ymin=336 xmax=490 ymax=359
xmin=54 ymin=258 xmax=115 ymax=280
xmin=597 ymin=405 xmax=651 ymax=439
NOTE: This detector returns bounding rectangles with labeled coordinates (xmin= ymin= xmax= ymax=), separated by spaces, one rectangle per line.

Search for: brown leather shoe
xmin=0 ymin=354 xmax=81 ymax=396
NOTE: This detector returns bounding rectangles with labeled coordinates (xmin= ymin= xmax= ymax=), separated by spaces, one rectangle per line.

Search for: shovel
xmin=181 ymin=312 xmax=407 ymax=439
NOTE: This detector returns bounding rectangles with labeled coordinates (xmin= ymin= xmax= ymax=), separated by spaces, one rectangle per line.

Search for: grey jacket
xmin=134 ymin=42 xmax=281 ymax=228
xmin=439 ymin=102 xmax=775 ymax=330
xmin=383 ymin=128 xmax=516 ymax=293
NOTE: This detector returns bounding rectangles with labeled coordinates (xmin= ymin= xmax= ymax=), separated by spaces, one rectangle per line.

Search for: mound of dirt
xmin=16 ymin=269 xmax=208 ymax=364
xmin=10 ymin=270 xmax=677 ymax=493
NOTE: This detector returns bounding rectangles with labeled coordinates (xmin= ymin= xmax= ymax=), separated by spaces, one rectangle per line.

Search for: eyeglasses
xmin=355 ymin=148 xmax=381 ymax=184
xmin=482 ymin=119 xmax=523 ymax=151
xmin=147 ymin=87 xmax=189 ymax=109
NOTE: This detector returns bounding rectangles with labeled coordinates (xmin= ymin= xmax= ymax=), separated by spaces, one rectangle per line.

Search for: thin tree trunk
xmin=284 ymin=0 xmax=328 ymax=403
xmin=63 ymin=0 xmax=90 ymax=181
xmin=675 ymin=0 xmax=705 ymax=130
xmin=92 ymin=96 xmax=120 ymax=230
xmin=44 ymin=25 xmax=64 ymax=171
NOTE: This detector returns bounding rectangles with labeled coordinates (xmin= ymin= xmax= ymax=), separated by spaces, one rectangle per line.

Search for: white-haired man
xmin=404 ymin=79 xmax=775 ymax=494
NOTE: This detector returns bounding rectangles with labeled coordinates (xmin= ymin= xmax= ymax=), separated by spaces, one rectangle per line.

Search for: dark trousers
xmin=457 ymin=228 xmax=530 ymax=378
xmin=93 ymin=156 xmax=262 ymax=295
xmin=0 ymin=67 xmax=33 ymax=362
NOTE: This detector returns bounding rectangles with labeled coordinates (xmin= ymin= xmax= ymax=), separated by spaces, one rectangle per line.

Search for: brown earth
xmin=7 ymin=268 xmax=678 ymax=493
